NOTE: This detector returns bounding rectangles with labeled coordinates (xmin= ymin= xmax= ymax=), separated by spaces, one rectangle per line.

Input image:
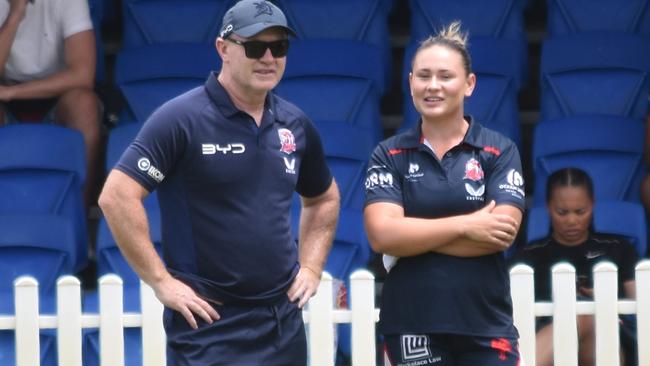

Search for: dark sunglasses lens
xmin=243 ymin=41 xmax=267 ymax=58
xmin=269 ymin=40 xmax=289 ymax=57
xmin=243 ymin=40 xmax=289 ymax=58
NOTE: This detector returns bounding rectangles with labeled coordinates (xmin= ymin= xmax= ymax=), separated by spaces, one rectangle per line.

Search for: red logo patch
xmin=490 ymin=338 xmax=512 ymax=361
xmin=278 ymin=128 xmax=296 ymax=154
xmin=463 ymin=158 xmax=484 ymax=181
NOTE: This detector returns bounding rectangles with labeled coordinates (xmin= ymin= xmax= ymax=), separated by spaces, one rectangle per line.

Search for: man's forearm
xmin=298 ymin=182 xmax=340 ymax=275
xmin=0 ymin=10 xmax=23 ymax=78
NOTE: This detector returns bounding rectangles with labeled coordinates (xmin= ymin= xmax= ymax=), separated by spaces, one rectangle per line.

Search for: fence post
xmin=140 ymin=280 xmax=166 ymax=366
xmin=636 ymin=260 xmax=650 ymax=366
xmin=551 ymin=263 xmax=578 ymax=366
xmin=99 ymin=274 xmax=124 ymax=366
xmin=308 ymin=272 xmax=334 ymax=366
xmin=14 ymin=276 xmax=40 ymax=366
xmin=593 ymin=261 xmax=620 ymax=366
xmin=510 ymin=264 xmax=536 ymax=366
xmin=56 ymin=276 xmax=82 ymax=366
xmin=350 ymin=270 xmax=376 ymax=366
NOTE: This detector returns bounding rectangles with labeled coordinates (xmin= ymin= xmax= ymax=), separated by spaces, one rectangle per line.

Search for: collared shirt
xmin=116 ymin=72 xmax=332 ymax=305
xmin=365 ymin=117 xmax=525 ymax=336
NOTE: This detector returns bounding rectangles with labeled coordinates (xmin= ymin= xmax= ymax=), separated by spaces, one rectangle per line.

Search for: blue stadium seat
xmin=275 ymin=39 xmax=385 ymax=143
xmin=275 ymin=0 xmax=391 ymax=89
xmin=400 ymin=38 xmax=522 ymax=148
xmin=532 ymin=116 xmax=645 ymax=206
xmin=546 ymin=0 xmax=650 ymax=36
xmin=408 ymin=0 xmax=528 ymax=86
xmin=0 ymin=214 xmax=77 ymax=366
xmin=526 ymin=201 xmax=647 ymax=256
xmin=115 ymin=43 xmax=221 ymax=123
xmin=540 ymin=33 xmax=650 ymax=121
xmin=317 ymin=122 xmax=374 ymax=210
xmin=0 ymin=124 xmax=88 ymax=271
xmin=121 ymin=0 xmax=234 ymax=47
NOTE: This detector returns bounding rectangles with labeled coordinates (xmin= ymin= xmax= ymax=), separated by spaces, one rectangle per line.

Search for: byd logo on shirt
xmin=201 ymin=143 xmax=246 ymax=155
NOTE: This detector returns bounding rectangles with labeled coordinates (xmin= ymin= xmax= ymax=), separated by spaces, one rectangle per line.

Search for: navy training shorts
xmin=382 ymin=333 xmax=520 ymax=366
xmin=164 ymin=295 xmax=307 ymax=366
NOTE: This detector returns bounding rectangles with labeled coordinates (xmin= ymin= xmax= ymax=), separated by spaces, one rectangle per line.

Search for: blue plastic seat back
xmin=0 ymin=214 xmax=77 ymax=314
xmin=526 ymin=201 xmax=647 ymax=256
xmin=0 ymin=124 xmax=87 ymax=270
xmin=546 ymin=0 xmax=650 ymax=36
xmin=0 ymin=331 xmax=57 ymax=366
xmin=122 ymin=0 xmax=233 ymax=47
xmin=115 ymin=43 xmax=221 ymax=122
xmin=540 ymin=33 xmax=650 ymax=121
xmin=316 ymin=122 xmax=374 ymax=210
xmin=532 ymin=116 xmax=645 ymax=206
xmin=409 ymin=0 xmax=526 ymax=41
xmin=275 ymin=0 xmax=391 ymax=90
xmin=276 ymin=40 xmax=385 ymax=136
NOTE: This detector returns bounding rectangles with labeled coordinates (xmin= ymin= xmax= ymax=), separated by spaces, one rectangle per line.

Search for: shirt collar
xmin=395 ymin=115 xmax=485 ymax=149
xmin=204 ymin=72 xmax=278 ymax=123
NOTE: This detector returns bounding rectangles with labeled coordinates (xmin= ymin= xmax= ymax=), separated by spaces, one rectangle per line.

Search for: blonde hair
xmin=412 ymin=21 xmax=472 ymax=75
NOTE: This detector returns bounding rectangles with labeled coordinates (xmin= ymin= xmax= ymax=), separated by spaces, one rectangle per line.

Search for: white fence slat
xmin=510 ymin=264 xmax=536 ymax=366
xmin=56 ymin=276 xmax=82 ymax=366
xmin=350 ymin=270 xmax=376 ymax=366
xmin=99 ymin=274 xmax=124 ymax=366
xmin=551 ymin=263 xmax=578 ymax=366
xmin=308 ymin=272 xmax=335 ymax=366
xmin=14 ymin=276 xmax=40 ymax=366
xmin=593 ymin=262 xmax=620 ymax=366
xmin=636 ymin=260 xmax=650 ymax=366
xmin=140 ymin=280 xmax=166 ymax=366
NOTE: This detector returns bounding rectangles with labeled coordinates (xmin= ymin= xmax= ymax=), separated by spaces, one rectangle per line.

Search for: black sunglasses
xmin=226 ymin=38 xmax=290 ymax=59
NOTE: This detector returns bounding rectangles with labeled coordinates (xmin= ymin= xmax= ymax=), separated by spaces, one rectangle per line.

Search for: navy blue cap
xmin=220 ymin=0 xmax=296 ymax=39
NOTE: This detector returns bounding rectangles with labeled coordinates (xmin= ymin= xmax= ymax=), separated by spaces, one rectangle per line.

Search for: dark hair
xmin=411 ymin=21 xmax=472 ymax=75
xmin=546 ymin=167 xmax=595 ymax=203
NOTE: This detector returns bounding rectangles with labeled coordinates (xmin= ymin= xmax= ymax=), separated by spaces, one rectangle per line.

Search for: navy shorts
xmin=383 ymin=333 xmax=520 ymax=366
xmin=164 ymin=296 xmax=307 ymax=366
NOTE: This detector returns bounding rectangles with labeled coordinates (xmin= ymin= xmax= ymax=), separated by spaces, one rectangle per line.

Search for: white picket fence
xmin=1 ymin=260 xmax=649 ymax=366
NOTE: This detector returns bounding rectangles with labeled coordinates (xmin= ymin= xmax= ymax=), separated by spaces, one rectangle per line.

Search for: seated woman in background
xmin=511 ymin=167 xmax=638 ymax=366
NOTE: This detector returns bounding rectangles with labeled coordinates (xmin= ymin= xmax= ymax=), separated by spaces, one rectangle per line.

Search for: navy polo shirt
xmin=115 ymin=73 xmax=332 ymax=305
xmin=365 ymin=118 xmax=525 ymax=337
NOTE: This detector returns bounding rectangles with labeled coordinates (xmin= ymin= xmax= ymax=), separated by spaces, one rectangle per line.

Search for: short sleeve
xmin=60 ymin=0 xmax=93 ymax=38
xmin=485 ymin=140 xmax=526 ymax=211
xmin=114 ymin=108 xmax=188 ymax=192
xmin=364 ymin=144 xmax=403 ymax=207
xmin=295 ymin=119 xmax=333 ymax=197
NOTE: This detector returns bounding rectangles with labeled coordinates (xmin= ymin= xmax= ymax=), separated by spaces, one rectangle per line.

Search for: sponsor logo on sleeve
xmin=499 ymin=169 xmax=525 ymax=199
xmin=137 ymin=157 xmax=164 ymax=183
xmin=365 ymin=165 xmax=394 ymax=190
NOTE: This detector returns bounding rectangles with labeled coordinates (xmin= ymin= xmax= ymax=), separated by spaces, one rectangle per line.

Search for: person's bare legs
xmin=54 ymin=87 xmax=102 ymax=211
xmin=576 ymin=315 xmax=595 ymax=366
xmin=536 ymin=322 xmax=554 ymax=366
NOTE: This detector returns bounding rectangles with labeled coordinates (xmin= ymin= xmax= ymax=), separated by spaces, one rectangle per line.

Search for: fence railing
xmin=1 ymin=260 xmax=649 ymax=366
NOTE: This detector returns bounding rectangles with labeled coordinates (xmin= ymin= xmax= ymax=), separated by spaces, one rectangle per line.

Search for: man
xmin=98 ymin=0 xmax=340 ymax=364
xmin=0 ymin=0 xmax=102 ymax=208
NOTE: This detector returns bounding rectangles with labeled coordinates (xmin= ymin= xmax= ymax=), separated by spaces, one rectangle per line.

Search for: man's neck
xmin=218 ymin=73 xmax=266 ymax=125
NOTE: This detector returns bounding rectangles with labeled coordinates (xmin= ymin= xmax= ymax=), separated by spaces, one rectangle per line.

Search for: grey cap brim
xmin=234 ymin=23 xmax=297 ymax=38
